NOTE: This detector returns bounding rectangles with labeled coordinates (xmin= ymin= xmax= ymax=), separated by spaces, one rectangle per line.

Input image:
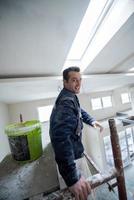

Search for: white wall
xmin=7 ymin=86 xmax=133 ymax=169
xmin=8 ymin=95 xmax=106 ymax=170
xmin=8 ymin=86 xmax=133 ymax=124
xmin=79 ymin=87 xmax=132 ymax=121
xmin=82 ymin=125 xmax=105 ymax=170
xmin=0 ymin=102 xmax=10 ymax=162
xmin=79 ymin=86 xmax=132 ymax=169
xmin=8 ymin=98 xmax=56 ymax=123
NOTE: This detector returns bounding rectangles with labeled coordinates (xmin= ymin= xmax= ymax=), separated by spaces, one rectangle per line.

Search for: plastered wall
xmin=8 ymin=98 xmax=56 ymax=123
xmin=4 ymin=86 xmax=133 ymax=170
xmin=0 ymin=102 xmax=10 ymax=162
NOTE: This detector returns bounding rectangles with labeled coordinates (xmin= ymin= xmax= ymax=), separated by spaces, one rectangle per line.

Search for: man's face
xmin=64 ymin=71 xmax=82 ymax=94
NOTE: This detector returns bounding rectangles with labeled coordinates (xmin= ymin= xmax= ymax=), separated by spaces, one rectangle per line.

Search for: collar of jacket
xmin=62 ymin=87 xmax=75 ymax=95
xmin=61 ymin=88 xmax=80 ymax=107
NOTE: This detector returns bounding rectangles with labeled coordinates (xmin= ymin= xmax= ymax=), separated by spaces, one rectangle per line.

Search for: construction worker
xmin=49 ymin=66 xmax=103 ymax=200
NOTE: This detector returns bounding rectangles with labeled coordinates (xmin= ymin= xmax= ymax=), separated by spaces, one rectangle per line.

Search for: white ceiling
xmin=85 ymin=13 xmax=134 ymax=74
xmin=0 ymin=0 xmax=134 ymax=103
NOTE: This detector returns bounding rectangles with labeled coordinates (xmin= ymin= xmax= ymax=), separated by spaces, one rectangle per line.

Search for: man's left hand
xmin=92 ymin=121 xmax=103 ymax=132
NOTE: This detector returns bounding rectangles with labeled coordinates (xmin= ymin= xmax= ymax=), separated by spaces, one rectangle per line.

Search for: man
xmin=49 ymin=67 xmax=103 ymax=200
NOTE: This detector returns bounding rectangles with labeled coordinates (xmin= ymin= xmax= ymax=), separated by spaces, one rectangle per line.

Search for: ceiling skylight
xmin=63 ymin=0 xmax=114 ymax=71
xmin=63 ymin=0 xmax=133 ymax=73
xmin=67 ymin=0 xmax=108 ymax=60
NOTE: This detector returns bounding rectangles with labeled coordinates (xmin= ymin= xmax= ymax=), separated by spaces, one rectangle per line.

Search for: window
xmin=104 ymin=127 xmax=134 ymax=168
xmin=38 ymin=105 xmax=53 ymax=122
xmin=102 ymin=96 xmax=112 ymax=108
xmin=62 ymin=0 xmax=133 ymax=73
xmin=91 ymin=96 xmax=112 ymax=110
xmin=121 ymin=93 xmax=130 ymax=104
xmin=91 ymin=98 xmax=102 ymax=110
xmin=38 ymin=105 xmax=54 ymax=148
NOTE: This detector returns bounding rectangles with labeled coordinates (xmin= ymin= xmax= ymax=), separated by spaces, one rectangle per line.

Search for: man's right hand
xmin=69 ymin=176 xmax=91 ymax=200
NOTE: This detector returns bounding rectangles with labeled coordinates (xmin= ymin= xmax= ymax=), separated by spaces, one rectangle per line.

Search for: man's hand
xmin=92 ymin=121 xmax=103 ymax=132
xmin=69 ymin=176 xmax=91 ymax=200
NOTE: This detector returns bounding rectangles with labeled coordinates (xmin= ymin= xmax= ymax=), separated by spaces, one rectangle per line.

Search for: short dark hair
xmin=63 ymin=66 xmax=80 ymax=81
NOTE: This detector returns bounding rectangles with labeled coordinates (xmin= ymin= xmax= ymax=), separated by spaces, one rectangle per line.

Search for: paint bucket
xmin=5 ymin=120 xmax=43 ymax=162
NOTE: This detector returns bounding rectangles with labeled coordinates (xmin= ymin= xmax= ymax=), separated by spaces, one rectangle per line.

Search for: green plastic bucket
xmin=5 ymin=120 xmax=43 ymax=162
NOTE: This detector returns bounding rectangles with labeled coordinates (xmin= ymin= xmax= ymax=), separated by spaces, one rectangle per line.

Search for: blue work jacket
xmin=49 ymin=88 xmax=95 ymax=187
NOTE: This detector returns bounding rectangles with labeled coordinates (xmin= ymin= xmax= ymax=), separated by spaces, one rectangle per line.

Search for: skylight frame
xmin=62 ymin=0 xmax=114 ymax=71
